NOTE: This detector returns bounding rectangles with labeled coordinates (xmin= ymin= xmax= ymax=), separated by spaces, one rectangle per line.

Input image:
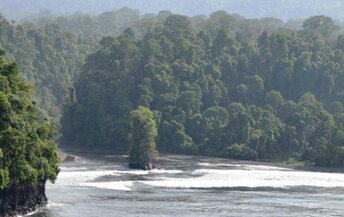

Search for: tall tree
xmin=128 ymin=106 xmax=158 ymax=170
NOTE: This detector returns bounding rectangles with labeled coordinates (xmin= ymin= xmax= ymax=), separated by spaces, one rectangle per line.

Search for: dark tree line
xmin=62 ymin=14 xmax=344 ymax=166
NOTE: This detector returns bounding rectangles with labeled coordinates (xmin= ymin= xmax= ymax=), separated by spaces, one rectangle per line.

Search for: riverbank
xmin=57 ymin=145 xmax=344 ymax=174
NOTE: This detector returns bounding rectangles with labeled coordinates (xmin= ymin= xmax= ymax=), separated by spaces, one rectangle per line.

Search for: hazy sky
xmin=1 ymin=0 xmax=343 ymax=21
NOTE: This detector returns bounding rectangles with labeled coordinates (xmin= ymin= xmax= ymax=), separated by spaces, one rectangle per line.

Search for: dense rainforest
xmin=0 ymin=9 xmax=300 ymax=128
xmin=0 ymin=15 xmax=94 ymax=127
xmin=0 ymin=49 xmax=59 ymax=187
xmin=1 ymin=9 xmax=344 ymax=167
xmin=0 ymin=50 xmax=59 ymax=215
xmin=62 ymin=13 xmax=344 ymax=167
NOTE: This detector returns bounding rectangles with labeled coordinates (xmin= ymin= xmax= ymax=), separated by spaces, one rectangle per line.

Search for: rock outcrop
xmin=128 ymin=161 xmax=158 ymax=170
xmin=0 ymin=182 xmax=47 ymax=217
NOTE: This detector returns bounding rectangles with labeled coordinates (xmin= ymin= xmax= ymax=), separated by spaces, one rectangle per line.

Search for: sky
xmin=0 ymin=0 xmax=343 ymax=21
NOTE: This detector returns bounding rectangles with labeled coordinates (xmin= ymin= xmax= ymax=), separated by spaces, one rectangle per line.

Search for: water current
xmin=30 ymin=152 xmax=344 ymax=217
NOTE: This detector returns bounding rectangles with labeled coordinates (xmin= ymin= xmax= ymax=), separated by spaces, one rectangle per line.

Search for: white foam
xmin=238 ymin=164 xmax=292 ymax=171
xmin=59 ymin=166 xmax=89 ymax=171
xmin=54 ymin=170 xmax=120 ymax=185
xmin=111 ymin=169 xmax=183 ymax=175
xmin=22 ymin=209 xmax=39 ymax=216
xmin=197 ymin=162 xmax=211 ymax=166
xmin=54 ymin=163 xmax=344 ymax=191
xmin=83 ymin=181 xmax=134 ymax=191
xmin=53 ymin=168 xmax=183 ymax=187
xmin=47 ymin=201 xmax=64 ymax=207
xmin=141 ymin=169 xmax=344 ymax=189
xmin=197 ymin=162 xmax=291 ymax=171
xmin=21 ymin=201 xmax=64 ymax=216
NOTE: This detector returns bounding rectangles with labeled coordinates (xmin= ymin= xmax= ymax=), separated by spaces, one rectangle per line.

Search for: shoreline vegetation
xmin=0 ymin=52 xmax=59 ymax=216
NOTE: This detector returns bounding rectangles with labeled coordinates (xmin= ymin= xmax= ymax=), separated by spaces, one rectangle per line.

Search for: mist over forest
xmin=2 ymin=0 xmax=344 ymax=22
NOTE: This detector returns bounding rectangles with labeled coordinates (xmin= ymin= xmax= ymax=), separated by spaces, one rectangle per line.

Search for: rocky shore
xmin=0 ymin=182 xmax=47 ymax=217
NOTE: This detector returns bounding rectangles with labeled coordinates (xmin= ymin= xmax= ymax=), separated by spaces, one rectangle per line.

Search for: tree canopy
xmin=128 ymin=106 xmax=158 ymax=168
xmin=60 ymin=13 xmax=344 ymax=167
xmin=0 ymin=50 xmax=59 ymax=189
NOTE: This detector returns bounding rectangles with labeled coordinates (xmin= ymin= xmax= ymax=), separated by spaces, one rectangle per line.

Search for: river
xmin=30 ymin=151 xmax=344 ymax=217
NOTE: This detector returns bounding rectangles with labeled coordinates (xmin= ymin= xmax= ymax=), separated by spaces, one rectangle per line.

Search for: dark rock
xmin=63 ymin=154 xmax=77 ymax=162
xmin=128 ymin=161 xmax=158 ymax=170
xmin=0 ymin=182 xmax=47 ymax=217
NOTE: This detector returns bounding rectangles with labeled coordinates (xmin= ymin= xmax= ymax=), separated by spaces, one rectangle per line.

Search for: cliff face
xmin=0 ymin=182 xmax=47 ymax=217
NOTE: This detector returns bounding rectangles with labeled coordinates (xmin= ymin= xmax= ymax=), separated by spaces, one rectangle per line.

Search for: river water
xmin=30 ymin=152 xmax=344 ymax=217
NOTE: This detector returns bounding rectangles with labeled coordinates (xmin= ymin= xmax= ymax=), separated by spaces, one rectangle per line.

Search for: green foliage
xmin=160 ymin=120 xmax=194 ymax=154
xmin=2 ymin=7 xmax=344 ymax=172
xmin=128 ymin=106 xmax=158 ymax=164
xmin=302 ymin=16 xmax=339 ymax=38
xmin=0 ymin=15 xmax=93 ymax=128
xmin=0 ymin=51 xmax=59 ymax=189
xmin=224 ymin=143 xmax=257 ymax=161
xmin=62 ymin=12 xmax=344 ymax=167
xmin=0 ymin=10 xmax=311 ymax=131
xmin=266 ymin=90 xmax=284 ymax=109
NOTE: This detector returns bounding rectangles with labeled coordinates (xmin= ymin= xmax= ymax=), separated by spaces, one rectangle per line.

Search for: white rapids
xmin=58 ymin=163 xmax=344 ymax=191
xmin=37 ymin=154 xmax=344 ymax=217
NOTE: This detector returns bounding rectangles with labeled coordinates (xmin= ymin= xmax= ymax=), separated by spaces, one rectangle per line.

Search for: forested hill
xmin=62 ymin=14 xmax=344 ymax=167
xmin=0 ymin=9 xmax=309 ymax=129
xmin=0 ymin=15 xmax=93 ymax=127
xmin=1 ymin=7 xmax=344 ymax=167
xmin=2 ymin=0 xmax=344 ymax=22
